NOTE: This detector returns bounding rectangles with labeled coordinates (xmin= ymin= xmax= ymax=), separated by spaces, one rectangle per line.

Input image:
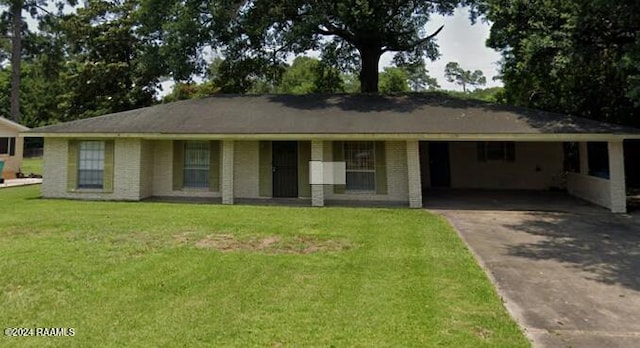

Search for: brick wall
xmin=233 ymin=141 xmax=259 ymax=198
xmin=139 ymin=140 xmax=154 ymax=199
xmin=324 ymin=141 xmax=410 ymax=203
xmin=42 ymin=138 xmax=142 ymax=200
xmin=150 ymin=140 xmax=220 ymax=198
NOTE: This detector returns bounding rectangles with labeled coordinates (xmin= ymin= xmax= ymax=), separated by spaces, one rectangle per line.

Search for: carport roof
xmin=25 ymin=93 xmax=640 ymax=138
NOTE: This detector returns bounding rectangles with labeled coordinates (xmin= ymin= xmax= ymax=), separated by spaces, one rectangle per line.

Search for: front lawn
xmin=0 ymin=186 xmax=528 ymax=347
xmin=19 ymin=157 xmax=43 ymax=176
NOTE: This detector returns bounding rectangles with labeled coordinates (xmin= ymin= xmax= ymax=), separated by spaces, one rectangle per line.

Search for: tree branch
xmin=382 ymin=25 xmax=444 ymax=53
xmin=31 ymin=4 xmax=53 ymax=16
xmin=315 ymin=22 xmax=355 ymax=42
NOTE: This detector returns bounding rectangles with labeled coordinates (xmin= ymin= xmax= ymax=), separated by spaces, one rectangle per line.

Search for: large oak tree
xmin=140 ymin=0 xmax=483 ymax=93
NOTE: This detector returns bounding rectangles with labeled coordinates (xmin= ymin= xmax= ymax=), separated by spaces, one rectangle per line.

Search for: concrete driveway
xmin=426 ymin=191 xmax=640 ymax=348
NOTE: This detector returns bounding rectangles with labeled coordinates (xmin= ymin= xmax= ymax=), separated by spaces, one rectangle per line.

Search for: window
xmin=78 ymin=141 xmax=105 ymax=189
xmin=477 ymin=142 xmax=516 ymax=162
xmin=0 ymin=137 xmax=16 ymax=156
xmin=587 ymin=142 xmax=609 ymax=179
xmin=183 ymin=141 xmax=210 ymax=188
xmin=344 ymin=141 xmax=375 ymax=191
xmin=563 ymin=142 xmax=580 ymax=173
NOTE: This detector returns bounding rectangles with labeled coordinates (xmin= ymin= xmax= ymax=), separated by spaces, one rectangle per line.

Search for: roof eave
xmin=21 ymin=132 xmax=640 ymax=142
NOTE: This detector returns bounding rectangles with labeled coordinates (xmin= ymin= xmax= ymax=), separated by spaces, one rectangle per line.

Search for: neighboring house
xmin=24 ymin=94 xmax=640 ymax=213
xmin=0 ymin=117 xmax=28 ymax=179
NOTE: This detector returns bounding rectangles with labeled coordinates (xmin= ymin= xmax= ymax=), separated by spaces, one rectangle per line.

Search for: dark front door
xmin=272 ymin=141 xmax=298 ymax=197
xmin=429 ymin=142 xmax=451 ymax=188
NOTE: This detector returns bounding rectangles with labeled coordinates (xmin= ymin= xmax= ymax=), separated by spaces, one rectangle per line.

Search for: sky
xmin=382 ymin=7 xmax=503 ymax=91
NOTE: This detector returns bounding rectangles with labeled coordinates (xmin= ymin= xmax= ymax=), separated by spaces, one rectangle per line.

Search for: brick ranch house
xmin=1 ymin=116 xmax=28 ymax=180
xmin=24 ymin=94 xmax=640 ymax=213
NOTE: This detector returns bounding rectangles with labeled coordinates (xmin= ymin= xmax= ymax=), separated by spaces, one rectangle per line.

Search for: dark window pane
xmin=486 ymin=142 xmax=505 ymax=160
xmin=346 ymin=172 xmax=375 ymax=191
xmin=563 ymin=142 xmax=580 ymax=173
xmin=477 ymin=142 xmax=486 ymax=162
xmin=344 ymin=141 xmax=376 ymax=191
xmin=183 ymin=141 xmax=210 ymax=188
xmin=344 ymin=141 xmax=375 ymax=170
xmin=587 ymin=142 xmax=609 ymax=179
xmin=0 ymin=138 xmax=8 ymax=154
xmin=9 ymin=138 xmax=15 ymax=156
xmin=478 ymin=142 xmax=516 ymax=162
xmin=78 ymin=141 xmax=105 ymax=188
xmin=78 ymin=169 xmax=104 ymax=188
xmin=505 ymin=142 xmax=516 ymax=162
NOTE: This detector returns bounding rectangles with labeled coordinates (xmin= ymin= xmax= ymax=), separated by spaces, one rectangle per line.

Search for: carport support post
xmin=311 ymin=140 xmax=324 ymax=207
xmin=406 ymin=140 xmax=423 ymax=208
xmin=608 ymin=140 xmax=626 ymax=213
xmin=222 ymin=140 xmax=234 ymax=205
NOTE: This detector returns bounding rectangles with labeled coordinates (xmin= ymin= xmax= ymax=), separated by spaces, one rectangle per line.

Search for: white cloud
xmin=381 ymin=7 xmax=503 ymax=91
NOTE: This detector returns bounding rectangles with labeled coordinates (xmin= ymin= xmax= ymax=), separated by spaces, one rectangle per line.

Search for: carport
xmin=418 ymin=138 xmax=632 ymax=213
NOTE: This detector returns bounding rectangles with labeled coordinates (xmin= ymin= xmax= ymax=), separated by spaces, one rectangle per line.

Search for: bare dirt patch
xmin=181 ymin=233 xmax=352 ymax=254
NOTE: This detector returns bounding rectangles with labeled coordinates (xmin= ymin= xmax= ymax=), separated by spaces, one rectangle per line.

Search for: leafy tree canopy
xmin=139 ymin=0 xmax=484 ymax=93
xmin=484 ymin=0 xmax=640 ymax=126
xmin=379 ymin=67 xmax=409 ymax=93
xmin=163 ymin=81 xmax=219 ymax=103
xmin=58 ymin=0 xmax=160 ymax=120
xmin=398 ymin=59 xmax=440 ymax=92
xmin=444 ymin=61 xmax=486 ymax=92
xmin=277 ymin=56 xmax=344 ymax=94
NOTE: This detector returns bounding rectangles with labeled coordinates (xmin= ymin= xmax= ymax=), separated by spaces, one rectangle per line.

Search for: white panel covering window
xmin=344 ymin=141 xmax=375 ymax=191
xmin=183 ymin=141 xmax=210 ymax=188
xmin=78 ymin=141 xmax=105 ymax=189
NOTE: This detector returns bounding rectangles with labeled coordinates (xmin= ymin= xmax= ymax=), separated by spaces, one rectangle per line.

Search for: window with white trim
xmin=183 ymin=141 xmax=210 ymax=188
xmin=78 ymin=141 xmax=105 ymax=189
xmin=344 ymin=141 xmax=375 ymax=191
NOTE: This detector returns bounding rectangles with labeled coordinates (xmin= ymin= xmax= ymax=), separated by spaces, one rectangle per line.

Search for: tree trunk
xmin=358 ymin=47 xmax=382 ymax=93
xmin=10 ymin=0 xmax=23 ymax=123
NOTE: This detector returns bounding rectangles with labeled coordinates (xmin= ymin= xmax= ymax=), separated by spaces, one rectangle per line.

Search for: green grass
xmin=0 ymin=186 xmax=529 ymax=347
xmin=19 ymin=157 xmax=43 ymax=175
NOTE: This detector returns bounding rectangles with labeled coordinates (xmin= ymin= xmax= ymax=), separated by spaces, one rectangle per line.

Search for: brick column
xmin=608 ymin=140 xmax=626 ymax=213
xmin=311 ymin=140 xmax=324 ymax=207
xmin=222 ymin=140 xmax=234 ymax=205
xmin=406 ymin=140 xmax=423 ymax=208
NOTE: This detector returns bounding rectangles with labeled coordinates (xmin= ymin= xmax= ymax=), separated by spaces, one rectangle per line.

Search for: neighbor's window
xmin=344 ymin=141 xmax=375 ymax=191
xmin=78 ymin=141 xmax=105 ymax=189
xmin=183 ymin=141 xmax=210 ymax=188
xmin=0 ymin=137 xmax=16 ymax=156
xmin=477 ymin=142 xmax=516 ymax=162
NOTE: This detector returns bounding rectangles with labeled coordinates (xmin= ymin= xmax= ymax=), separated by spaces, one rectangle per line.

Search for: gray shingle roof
xmin=26 ymin=93 xmax=640 ymax=136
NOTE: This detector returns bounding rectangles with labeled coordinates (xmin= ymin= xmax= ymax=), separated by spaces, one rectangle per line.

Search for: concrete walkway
xmin=427 ymin=192 xmax=640 ymax=348
xmin=0 ymin=178 xmax=42 ymax=189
